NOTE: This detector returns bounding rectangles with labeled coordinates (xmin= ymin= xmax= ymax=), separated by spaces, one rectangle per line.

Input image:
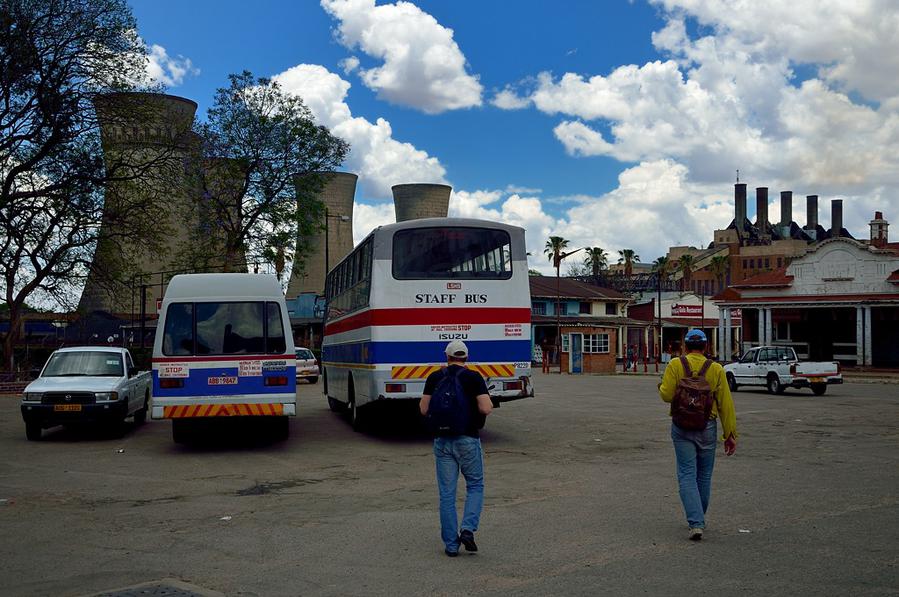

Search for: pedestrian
xmin=658 ymin=329 xmax=737 ymax=540
xmin=420 ymin=340 xmax=493 ymax=557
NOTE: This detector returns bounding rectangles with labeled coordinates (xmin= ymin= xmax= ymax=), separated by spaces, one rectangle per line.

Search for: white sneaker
xmin=689 ymin=527 xmax=703 ymax=541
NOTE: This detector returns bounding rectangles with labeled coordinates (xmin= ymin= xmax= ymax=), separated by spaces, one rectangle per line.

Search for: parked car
xmin=723 ymin=346 xmax=842 ymax=396
xmin=20 ymin=347 xmax=152 ymax=440
xmin=295 ymin=347 xmax=319 ymax=384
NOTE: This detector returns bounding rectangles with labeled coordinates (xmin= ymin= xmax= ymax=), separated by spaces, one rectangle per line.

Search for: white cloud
xmin=340 ymin=56 xmax=360 ymax=74
xmin=320 ymin=0 xmax=482 ymax=114
xmin=352 ymin=200 xmax=396 ymax=242
xmin=145 ymin=44 xmax=198 ymax=87
xmin=273 ymin=64 xmax=447 ymax=198
xmin=492 ymin=86 xmax=531 ymax=110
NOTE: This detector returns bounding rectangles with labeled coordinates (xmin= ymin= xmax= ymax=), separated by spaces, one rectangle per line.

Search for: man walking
xmin=420 ymin=340 xmax=493 ymax=557
xmin=658 ymin=329 xmax=737 ymax=540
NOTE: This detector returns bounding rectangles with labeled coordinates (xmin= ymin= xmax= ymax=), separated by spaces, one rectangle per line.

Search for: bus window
xmin=392 ymin=227 xmax=513 ymax=280
xmin=266 ymin=302 xmax=286 ymax=354
xmin=196 ymin=302 xmax=265 ymax=355
xmin=162 ymin=303 xmax=193 ymax=356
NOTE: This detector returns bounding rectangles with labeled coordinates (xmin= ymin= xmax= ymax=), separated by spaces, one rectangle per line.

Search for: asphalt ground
xmin=0 ymin=373 xmax=897 ymax=596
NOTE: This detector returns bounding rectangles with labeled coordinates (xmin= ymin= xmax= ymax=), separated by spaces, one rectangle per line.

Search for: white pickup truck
xmin=724 ymin=346 xmax=842 ymax=396
xmin=20 ymin=346 xmax=152 ymax=440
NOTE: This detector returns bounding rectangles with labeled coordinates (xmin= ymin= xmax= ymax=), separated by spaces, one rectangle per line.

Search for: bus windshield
xmin=162 ymin=301 xmax=286 ymax=356
xmin=392 ymin=227 xmax=512 ymax=280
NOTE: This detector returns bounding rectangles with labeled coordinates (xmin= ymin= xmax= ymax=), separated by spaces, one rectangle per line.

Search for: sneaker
xmin=459 ymin=529 xmax=478 ymax=552
xmin=689 ymin=527 xmax=703 ymax=541
xmin=444 ymin=548 xmax=458 ymax=557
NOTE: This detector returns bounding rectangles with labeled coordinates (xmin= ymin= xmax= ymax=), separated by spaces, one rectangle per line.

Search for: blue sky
xmin=131 ymin=0 xmax=899 ymax=272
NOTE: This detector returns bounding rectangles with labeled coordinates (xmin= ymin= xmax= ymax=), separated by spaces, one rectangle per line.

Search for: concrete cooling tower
xmin=78 ymin=92 xmax=200 ymax=315
xmin=286 ymin=172 xmax=357 ymax=298
xmin=392 ymin=183 xmax=451 ymax=222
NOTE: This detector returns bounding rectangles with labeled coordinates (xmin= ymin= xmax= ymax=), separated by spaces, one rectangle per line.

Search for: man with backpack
xmin=420 ymin=340 xmax=493 ymax=557
xmin=658 ymin=329 xmax=738 ymax=541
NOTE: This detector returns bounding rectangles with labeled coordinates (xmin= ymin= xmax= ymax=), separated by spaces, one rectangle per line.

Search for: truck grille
xmin=42 ymin=392 xmax=96 ymax=405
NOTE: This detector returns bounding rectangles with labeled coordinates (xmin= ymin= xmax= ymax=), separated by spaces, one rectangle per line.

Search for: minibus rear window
xmin=162 ymin=301 xmax=287 ymax=356
xmin=392 ymin=227 xmax=512 ymax=280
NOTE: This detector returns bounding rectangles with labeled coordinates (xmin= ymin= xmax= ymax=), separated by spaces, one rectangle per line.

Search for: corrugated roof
xmin=732 ymin=268 xmax=793 ymax=288
xmin=529 ymin=276 xmax=627 ymax=300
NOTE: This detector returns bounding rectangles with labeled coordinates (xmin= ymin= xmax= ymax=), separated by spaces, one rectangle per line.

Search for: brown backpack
xmin=671 ymin=356 xmax=715 ymax=431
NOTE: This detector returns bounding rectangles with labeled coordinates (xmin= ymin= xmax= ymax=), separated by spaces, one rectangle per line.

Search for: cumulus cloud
xmin=145 ymin=44 xmax=198 ymax=87
xmin=273 ymin=64 xmax=447 ymax=199
xmin=492 ymin=86 xmax=531 ymax=110
xmin=320 ymin=0 xmax=482 ymax=113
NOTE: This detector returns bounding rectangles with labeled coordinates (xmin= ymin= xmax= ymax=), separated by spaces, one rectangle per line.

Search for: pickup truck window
xmin=163 ymin=301 xmax=286 ymax=356
xmin=43 ymin=352 xmax=123 ymax=377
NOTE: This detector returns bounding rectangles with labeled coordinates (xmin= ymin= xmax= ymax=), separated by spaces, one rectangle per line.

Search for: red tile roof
xmin=529 ymin=276 xmax=627 ymax=300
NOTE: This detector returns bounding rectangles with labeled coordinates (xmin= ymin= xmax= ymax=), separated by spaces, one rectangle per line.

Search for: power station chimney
xmin=392 ymin=183 xmax=451 ymax=222
xmin=830 ymin=199 xmax=843 ymax=238
xmin=734 ymin=183 xmax=747 ymax=228
xmin=286 ymin=171 xmax=357 ymax=298
xmin=869 ymin=211 xmax=889 ymax=248
xmin=755 ymin=187 xmax=769 ymax=235
xmin=780 ymin=191 xmax=792 ymax=227
xmin=805 ymin=195 xmax=819 ymax=239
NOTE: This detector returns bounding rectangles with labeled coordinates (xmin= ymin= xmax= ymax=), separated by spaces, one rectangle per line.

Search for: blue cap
xmin=685 ymin=329 xmax=707 ymax=342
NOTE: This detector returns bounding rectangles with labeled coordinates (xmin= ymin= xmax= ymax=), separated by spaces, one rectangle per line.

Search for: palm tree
xmin=584 ymin=247 xmax=608 ymax=277
xmin=652 ymin=255 xmax=671 ymax=279
xmin=617 ymin=249 xmax=640 ymax=278
xmin=678 ymin=254 xmax=696 ymax=291
xmin=544 ymin=236 xmax=570 ymax=270
xmin=709 ymin=254 xmax=729 ymax=293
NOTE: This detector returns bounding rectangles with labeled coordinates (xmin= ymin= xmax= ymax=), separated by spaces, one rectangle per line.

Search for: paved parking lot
xmin=1 ymin=373 xmax=897 ymax=596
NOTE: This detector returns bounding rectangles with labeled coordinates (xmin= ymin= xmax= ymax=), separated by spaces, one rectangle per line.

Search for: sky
xmin=131 ymin=0 xmax=899 ymax=274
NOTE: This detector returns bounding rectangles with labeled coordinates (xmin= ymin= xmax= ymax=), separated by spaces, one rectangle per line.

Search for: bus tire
xmin=348 ymin=376 xmax=365 ymax=432
xmin=274 ymin=416 xmax=289 ymax=441
xmin=307 ymin=376 xmax=318 ymax=384
xmin=172 ymin=419 xmax=190 ymax=444
xmin=327 ymin=396 xmax=345 ymax=413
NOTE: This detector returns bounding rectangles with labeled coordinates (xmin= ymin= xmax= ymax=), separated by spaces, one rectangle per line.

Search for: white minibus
xmin=152 ymin=274 xmax=296 ymax=443
xmin=322 ymin=217 xmax=533 ymax=430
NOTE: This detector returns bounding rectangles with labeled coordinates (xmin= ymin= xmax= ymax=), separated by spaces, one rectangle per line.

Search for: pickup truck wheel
xmin=308 ymin=376 xmax=318 ymax=384
xmin=25 ymin=422 xmax=42 ymax=441
xmin=811 ymin=383 xmax=827 ymax=396
xmin=134 ymin=393 xmax=149 ymax=425
xmin=767 ymin=375 xmax=783 ymax=395
xmin=726 ymin=373 xmax=738 ymax=392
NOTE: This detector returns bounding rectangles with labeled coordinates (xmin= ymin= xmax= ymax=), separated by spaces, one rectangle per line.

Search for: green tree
xmin=0 ymin=0 xmax=172 ymax=370
xmin=544 ymin=236 xmax=570 ymax=270
xmin=584 ymin=247 xmax=608 ymax=277
xmin=678 ymin=253 xmax=696 ymax=291
xmin=709 ymin=254 xmax=730 ymax=292
xmin=188 ymin=71 xmax=349 ymax=274
xmin=617 ymin=249 xmax=640 ymax=277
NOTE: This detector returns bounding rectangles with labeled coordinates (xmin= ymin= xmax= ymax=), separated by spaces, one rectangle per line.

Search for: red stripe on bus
xmin=325 ymin=307 xmax=531 ymax=336
xmin=152 ymin=354 xmax=293 ymax=363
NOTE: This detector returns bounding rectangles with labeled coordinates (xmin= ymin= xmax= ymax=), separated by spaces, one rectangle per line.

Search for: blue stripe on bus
xmin=323 ymin=340 xmax=530 ymax=365
xmin=152 ymin=367 xmax=297 ymax=398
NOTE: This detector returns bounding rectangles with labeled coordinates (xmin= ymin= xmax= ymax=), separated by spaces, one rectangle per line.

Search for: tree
xmin=652 ymin=256 xmax=672 ymax=280
xmin=0 ymin=0 xmax=173 ymax=371
xmin=544 ymin=236 xmax=570 ymax=269
xmin=617 ymin=249 xmax=640 ymax=277
xmin=709 ymin=254 xmax=729 ymax=292
xmin=528 ymin=269 xmax=543 ymax=276
xmin=565 ymin=261 xmax=591 ymax=277
xmin=185 ymin=71 xmax=350 ymax=274
xmin=584 ymin=247 xmax=608 ymax=277
xmin=678 ymin=253 xmax=696 ymax=291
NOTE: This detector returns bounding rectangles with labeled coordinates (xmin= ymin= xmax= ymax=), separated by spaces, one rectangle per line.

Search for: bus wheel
xmin=274 ymin=416 xmax=289 ymax=441
xmin=348 ymin=376 xmax=365 ymax=432
xmin=327 ymin=396 xmax=345 ymax=413
xmin=172 ymin=419 xmax=190 ymax=444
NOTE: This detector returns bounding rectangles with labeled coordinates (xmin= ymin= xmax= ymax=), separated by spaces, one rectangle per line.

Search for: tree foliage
xmin=617 ymin=248 xmax=640 ymax=277
xmin=185 ymin=71 xmax=350 ymax=276
xmin=584 ymin=246 xmax=608 ymax=277
xmin=0 ymin=0 xmax=173 ymax=370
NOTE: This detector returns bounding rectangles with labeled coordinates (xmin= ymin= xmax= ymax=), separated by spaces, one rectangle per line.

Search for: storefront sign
xmin=671 ymin=303 xmax=703 ymax=317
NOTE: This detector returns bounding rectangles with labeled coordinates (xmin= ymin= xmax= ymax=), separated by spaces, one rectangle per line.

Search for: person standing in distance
xmin=658 ymin=329 xmax=738 ymax=540
xmin=420 ymin=340 xmax=493 ymax=557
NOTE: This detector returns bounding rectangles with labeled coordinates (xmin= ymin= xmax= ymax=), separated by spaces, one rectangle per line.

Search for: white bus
xmin=322 ymin=217 xmax=533 ymax=430
xmin=152 ymin=274 xmax=296 ymax=443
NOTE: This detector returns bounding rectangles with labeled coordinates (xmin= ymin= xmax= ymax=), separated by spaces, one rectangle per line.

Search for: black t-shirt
xmin=423 ymin=364 xmax=489 ymax=438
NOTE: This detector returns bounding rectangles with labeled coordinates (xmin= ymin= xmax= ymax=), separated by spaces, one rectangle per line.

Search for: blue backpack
xmin=426 ymin=367 xmax=470 ymax=436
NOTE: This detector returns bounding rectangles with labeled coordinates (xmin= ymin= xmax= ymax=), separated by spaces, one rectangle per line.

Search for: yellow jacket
xmin=659 ymin=353 xmax=738 ymax=440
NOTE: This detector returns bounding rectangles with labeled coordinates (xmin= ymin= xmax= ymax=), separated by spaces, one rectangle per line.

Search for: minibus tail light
xmin=385 ymin=383 xmax=406 ymax=393
xmin=264 ymin=376 xmax=289 ymax=386
xmin=160 ymin=378 xmax=183 ymax=389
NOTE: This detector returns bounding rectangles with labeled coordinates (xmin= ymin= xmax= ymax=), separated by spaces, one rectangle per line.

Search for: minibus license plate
xmin=208 ymin=376 xmax=238 ymax=385
xmin=54 ymin=404 xmax=82 ymax=412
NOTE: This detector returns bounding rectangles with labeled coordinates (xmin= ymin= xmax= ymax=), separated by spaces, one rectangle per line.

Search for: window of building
xmin=749 ymin=258 xmax=755 ymax=268
xmin=579 ymin=302 xmax=591 ymax=314
xmin=557 ymin=302 xmax=568 ymax=316
xmin=532 ymin=301 xmax=546 ymax=315
xmin=561 ymin=334 xmax=569 ymax=352
xmin=764 ymin=258 xmax=770 ymax=268
xmin=605 ymin=303 xmax=617 ymax=315
xmin=742 ymin=259 xmax=748 ymax=269
xmin=584 ymin=333 xmax=610 ymax=353
xmin=777 ymin=257 xmax=783 ymax=267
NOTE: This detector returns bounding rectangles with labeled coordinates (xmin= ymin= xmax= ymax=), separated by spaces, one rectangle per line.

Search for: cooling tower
xmin=286 ymin=172 xmax=357 ymax=298
xmin=78 ymin=93 xmax=199 ymax=315
xmin=392 ymin=183 xmax=452 ymax=222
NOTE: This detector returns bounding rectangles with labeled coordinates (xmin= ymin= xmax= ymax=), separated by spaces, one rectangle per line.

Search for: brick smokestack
xmin=805 ymin=195 xmax=818 ymax=230
xmin=780 ymin=191 xmax=792 ymax=226
xmin=755 ymin=187 xmax=769 ymax=230
xmin=735 ymin=183 xmax=747 ymax=226
xmin=831 ymin=199 xmax=843 ymax=237
xmin=869 ymin=211 xmax=889 ymax=248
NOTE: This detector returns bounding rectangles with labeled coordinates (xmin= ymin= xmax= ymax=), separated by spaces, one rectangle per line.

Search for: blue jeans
xmin=434 ymin=436 xmax=484 ymax=552
xmin=671 ymin=420 xmax=717 ymax=529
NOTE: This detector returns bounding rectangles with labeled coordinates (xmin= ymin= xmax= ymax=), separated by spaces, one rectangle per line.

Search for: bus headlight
xmin=23 ymin=392 xmax=42 ymax=402
xmin=95 ymin=392 xmax=118 ymax=402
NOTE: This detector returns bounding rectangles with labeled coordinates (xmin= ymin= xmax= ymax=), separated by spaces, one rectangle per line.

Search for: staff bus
xmin=152 ymin=273 xmax=296 ymax=443
xmin=322 ymin=217 xmax=533 ymax=430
